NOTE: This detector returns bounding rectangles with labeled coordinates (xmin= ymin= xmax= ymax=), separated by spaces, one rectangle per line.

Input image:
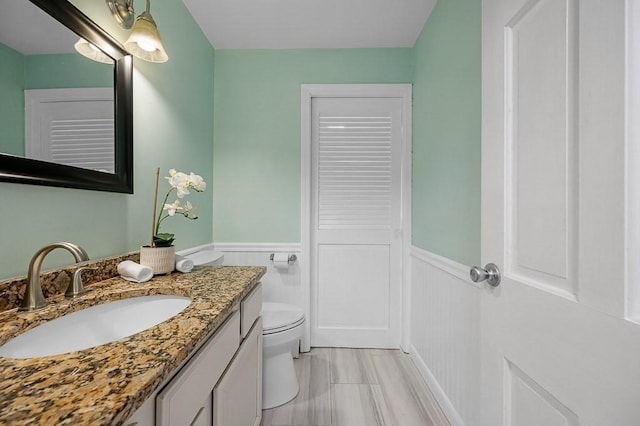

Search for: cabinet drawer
xmin=241 ymin=283 xmax=262 ymax=338
xmin=156 ymin=310 xmax=240 ymax=426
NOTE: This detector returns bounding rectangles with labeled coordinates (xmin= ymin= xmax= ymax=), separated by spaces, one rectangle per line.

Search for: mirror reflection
xmin=0 ymin=0 xmax=116 ymax=174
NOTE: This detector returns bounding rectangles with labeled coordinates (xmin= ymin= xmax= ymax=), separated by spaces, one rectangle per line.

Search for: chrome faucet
xmin=19 ymin=242 xmax=90 ymax=312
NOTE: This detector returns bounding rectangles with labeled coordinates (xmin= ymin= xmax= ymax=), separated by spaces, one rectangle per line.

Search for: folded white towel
xmin=175 ymin=255 xmax=194 ymax=273
xmin=117 ymin=261 xmax=153 ymax=283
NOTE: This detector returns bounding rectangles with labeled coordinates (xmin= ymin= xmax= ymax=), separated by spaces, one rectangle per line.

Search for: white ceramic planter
xmin=139 ymin=246 xmax=175 ymax=275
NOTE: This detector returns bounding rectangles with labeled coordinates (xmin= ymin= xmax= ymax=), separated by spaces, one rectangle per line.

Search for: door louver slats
xmin=317 ymin=115 xmax=393 ymax=230
xmin=50 ymin=118 xmax=115 ymax=173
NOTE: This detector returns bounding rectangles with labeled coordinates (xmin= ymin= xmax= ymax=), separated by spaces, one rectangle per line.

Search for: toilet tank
xmin=182 ymin=249 xmax=224 ymax=266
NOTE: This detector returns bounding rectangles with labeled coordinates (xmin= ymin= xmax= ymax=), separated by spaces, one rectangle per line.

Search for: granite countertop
xmin=0 ymin=265 xmax=266 ymax=425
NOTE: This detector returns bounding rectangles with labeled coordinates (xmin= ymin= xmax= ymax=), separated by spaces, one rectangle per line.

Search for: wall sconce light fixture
xmin=74 ymin=38 xmax=114 ymax=64
xmin=106 ymin=0 xmax=169 ymax=63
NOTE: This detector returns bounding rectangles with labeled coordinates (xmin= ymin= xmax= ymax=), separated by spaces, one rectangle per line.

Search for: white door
xmin=308 ymin=88 xmax=408 ymax=348
xmin=480 ymin=0 xmax=640 ymax=425
xmin=25 ymin=88 xmax=115 ymax=173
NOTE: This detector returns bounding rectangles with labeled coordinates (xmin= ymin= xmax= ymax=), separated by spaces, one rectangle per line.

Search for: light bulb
xmin=137 ymin=40 xmax=156 ymax=52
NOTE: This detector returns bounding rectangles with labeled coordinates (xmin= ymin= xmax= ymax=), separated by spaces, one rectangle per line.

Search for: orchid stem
xmin=151 ymin=167 xmax=160 ymax=247
xmin=155 ymin=187 xmax=175 ymax=236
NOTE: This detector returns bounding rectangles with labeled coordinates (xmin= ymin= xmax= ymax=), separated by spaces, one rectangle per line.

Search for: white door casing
xmin=627 ymin=0 xmax=640 ymax=322
xmin=301 ymin=84 xmax=412 ymax=350
xmin=481 ymin=0 xmax=640 ymax=425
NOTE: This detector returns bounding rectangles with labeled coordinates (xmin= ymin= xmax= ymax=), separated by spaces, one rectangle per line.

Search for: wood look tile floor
xmin=260 ymin=348 xmax=450 ymax=426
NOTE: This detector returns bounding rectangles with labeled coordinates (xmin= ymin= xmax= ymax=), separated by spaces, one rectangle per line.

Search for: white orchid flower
xmin=166 ymin=171 xmax=191 ymax=198
xmin=188 ymin=173 xmax=206 ymax=191
xmin=163 ymin=199 xmax=182 ymax=216
xmin=175 ymin=183 xmax=190 ymax=198
xmin=153 ymin=168 xmax=206 ymax=246
xmin=184 ymin=201 xmax=197 ymax=218
xmin=166 ymin=170 xmax=188 ymax=186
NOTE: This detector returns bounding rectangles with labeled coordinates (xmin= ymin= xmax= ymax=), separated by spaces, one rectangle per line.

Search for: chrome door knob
xmin=470 ymin=263 xmax=501 ymax=287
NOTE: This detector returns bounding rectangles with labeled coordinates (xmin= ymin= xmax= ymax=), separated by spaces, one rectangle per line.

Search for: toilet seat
xmin=262 ymin=302 xmax=305 ymax=335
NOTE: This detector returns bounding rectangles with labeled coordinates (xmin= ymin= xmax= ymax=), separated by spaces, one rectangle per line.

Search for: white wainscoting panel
xmin=410 ymin=246 xmax=480 ymax=426
xmin=213 ymin=243 xmax=309 ymax=351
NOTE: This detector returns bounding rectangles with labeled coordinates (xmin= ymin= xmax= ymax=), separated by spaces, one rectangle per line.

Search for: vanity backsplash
xmin=0 ymin=252 xmax=140 ymax=313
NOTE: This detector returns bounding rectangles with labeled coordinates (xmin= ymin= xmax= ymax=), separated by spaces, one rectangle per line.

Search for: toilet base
xmin=262 ymin=350 xmax=299 ymax=409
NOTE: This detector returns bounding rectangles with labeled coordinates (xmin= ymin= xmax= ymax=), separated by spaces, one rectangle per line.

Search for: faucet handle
xmin=66 ymin=267 xmax=97 ymax=298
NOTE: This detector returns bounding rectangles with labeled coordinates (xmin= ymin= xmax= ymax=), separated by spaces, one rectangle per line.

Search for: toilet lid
xmin=262 ymin=302 xmax=305 ymax=333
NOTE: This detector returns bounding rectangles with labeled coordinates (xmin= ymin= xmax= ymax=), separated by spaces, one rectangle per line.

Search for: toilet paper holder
xmin=269 ymin=253 xmax=297 ymax=263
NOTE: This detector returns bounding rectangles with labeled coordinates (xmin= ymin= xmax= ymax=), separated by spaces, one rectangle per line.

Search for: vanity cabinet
xmin=213 ymin=318 xmax=262 ymax=426
xmin=156 ymin=311 xmax=240 ymax=425
xmin=126 ymin=283 xmax=262 ymax=426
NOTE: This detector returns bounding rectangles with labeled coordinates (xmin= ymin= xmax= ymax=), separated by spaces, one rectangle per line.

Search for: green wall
xmin=0 ymin=0 xmax=214 ymax=279
xmin=411 ymin=0 xmax=481 ymax=265
xmin=24 ymin=53 xmax=112 ymax=89
xmin=213 ymin=49 xmax=413 ymax=242
xmin=0 ymin=43 xmax=24 ymax=156
xmin=213 ymin=34 xmax=481 ymax=266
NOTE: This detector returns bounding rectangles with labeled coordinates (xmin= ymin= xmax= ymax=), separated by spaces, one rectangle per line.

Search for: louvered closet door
xmin=311 ymin=97 xmax=403 ymax=348
xmin=25 ymin=88 xmax=115 ymax=173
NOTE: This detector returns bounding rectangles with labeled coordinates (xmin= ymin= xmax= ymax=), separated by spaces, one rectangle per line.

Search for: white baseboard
xmin=409 ymin=344 xmax=466 ymax=426
xmin=213 ymin=242 xmax=302 ymax=253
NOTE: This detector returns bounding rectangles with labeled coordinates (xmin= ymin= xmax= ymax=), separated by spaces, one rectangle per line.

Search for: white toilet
xmin=182 ymin=248 xmax=305 ymax=409
xmin=261 ymin=302 xmax=305 ymax=409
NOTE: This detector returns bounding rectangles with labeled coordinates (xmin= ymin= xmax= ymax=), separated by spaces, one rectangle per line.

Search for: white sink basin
xmin=0 ymin=295 xmax=191 ymax=359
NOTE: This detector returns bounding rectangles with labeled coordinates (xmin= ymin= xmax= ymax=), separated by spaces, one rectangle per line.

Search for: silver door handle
xmin=470 ymin=263 xmax=501 ymax=287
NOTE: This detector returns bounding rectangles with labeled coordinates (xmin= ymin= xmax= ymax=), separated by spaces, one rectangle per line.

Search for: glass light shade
xmin=74 ymin=38 xmax=113 ymax=64
xmin=124 ymin=12 xmax=168 ymax=63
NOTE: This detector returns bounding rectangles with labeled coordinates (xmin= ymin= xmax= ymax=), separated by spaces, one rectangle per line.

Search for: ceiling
xmin=0 ymin=1 xmax=77 ymax=55
xmin=182 ymin=0 xmax=437 ymax=49
xmin=0 ymin=0 xmax=437 ymax=56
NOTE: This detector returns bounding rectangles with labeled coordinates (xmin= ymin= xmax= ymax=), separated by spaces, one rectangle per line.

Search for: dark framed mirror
xmin=0 ymin=0 xmax=133 ymax=193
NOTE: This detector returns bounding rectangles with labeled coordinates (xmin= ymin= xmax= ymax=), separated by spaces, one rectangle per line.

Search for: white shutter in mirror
xmin=317 ymin=114 xmax=394 ymax=230
xmin=25 ymin=88 xmax=115 ymax=173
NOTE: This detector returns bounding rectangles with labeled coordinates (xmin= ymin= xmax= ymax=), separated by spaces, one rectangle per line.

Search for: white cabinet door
xmin=481 ymin=0 xmax=640 ymax=424
xmin=156 ymin=311 xmax=240 ymax=426
xmin=213 ymin=318 xmax=263 ymax=426
xmin=124 ymin=396 xmax=154 ymax=426
xmin=189 ymin=396 xmax=212 ymax=426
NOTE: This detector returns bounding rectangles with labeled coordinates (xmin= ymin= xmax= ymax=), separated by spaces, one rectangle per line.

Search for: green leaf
xmin=153 ymin=233 xmax=175 ymax=247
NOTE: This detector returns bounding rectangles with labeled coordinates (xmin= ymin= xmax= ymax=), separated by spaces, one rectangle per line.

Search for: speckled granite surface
xmin=0 ymin=265 xmax=265 ymax=425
